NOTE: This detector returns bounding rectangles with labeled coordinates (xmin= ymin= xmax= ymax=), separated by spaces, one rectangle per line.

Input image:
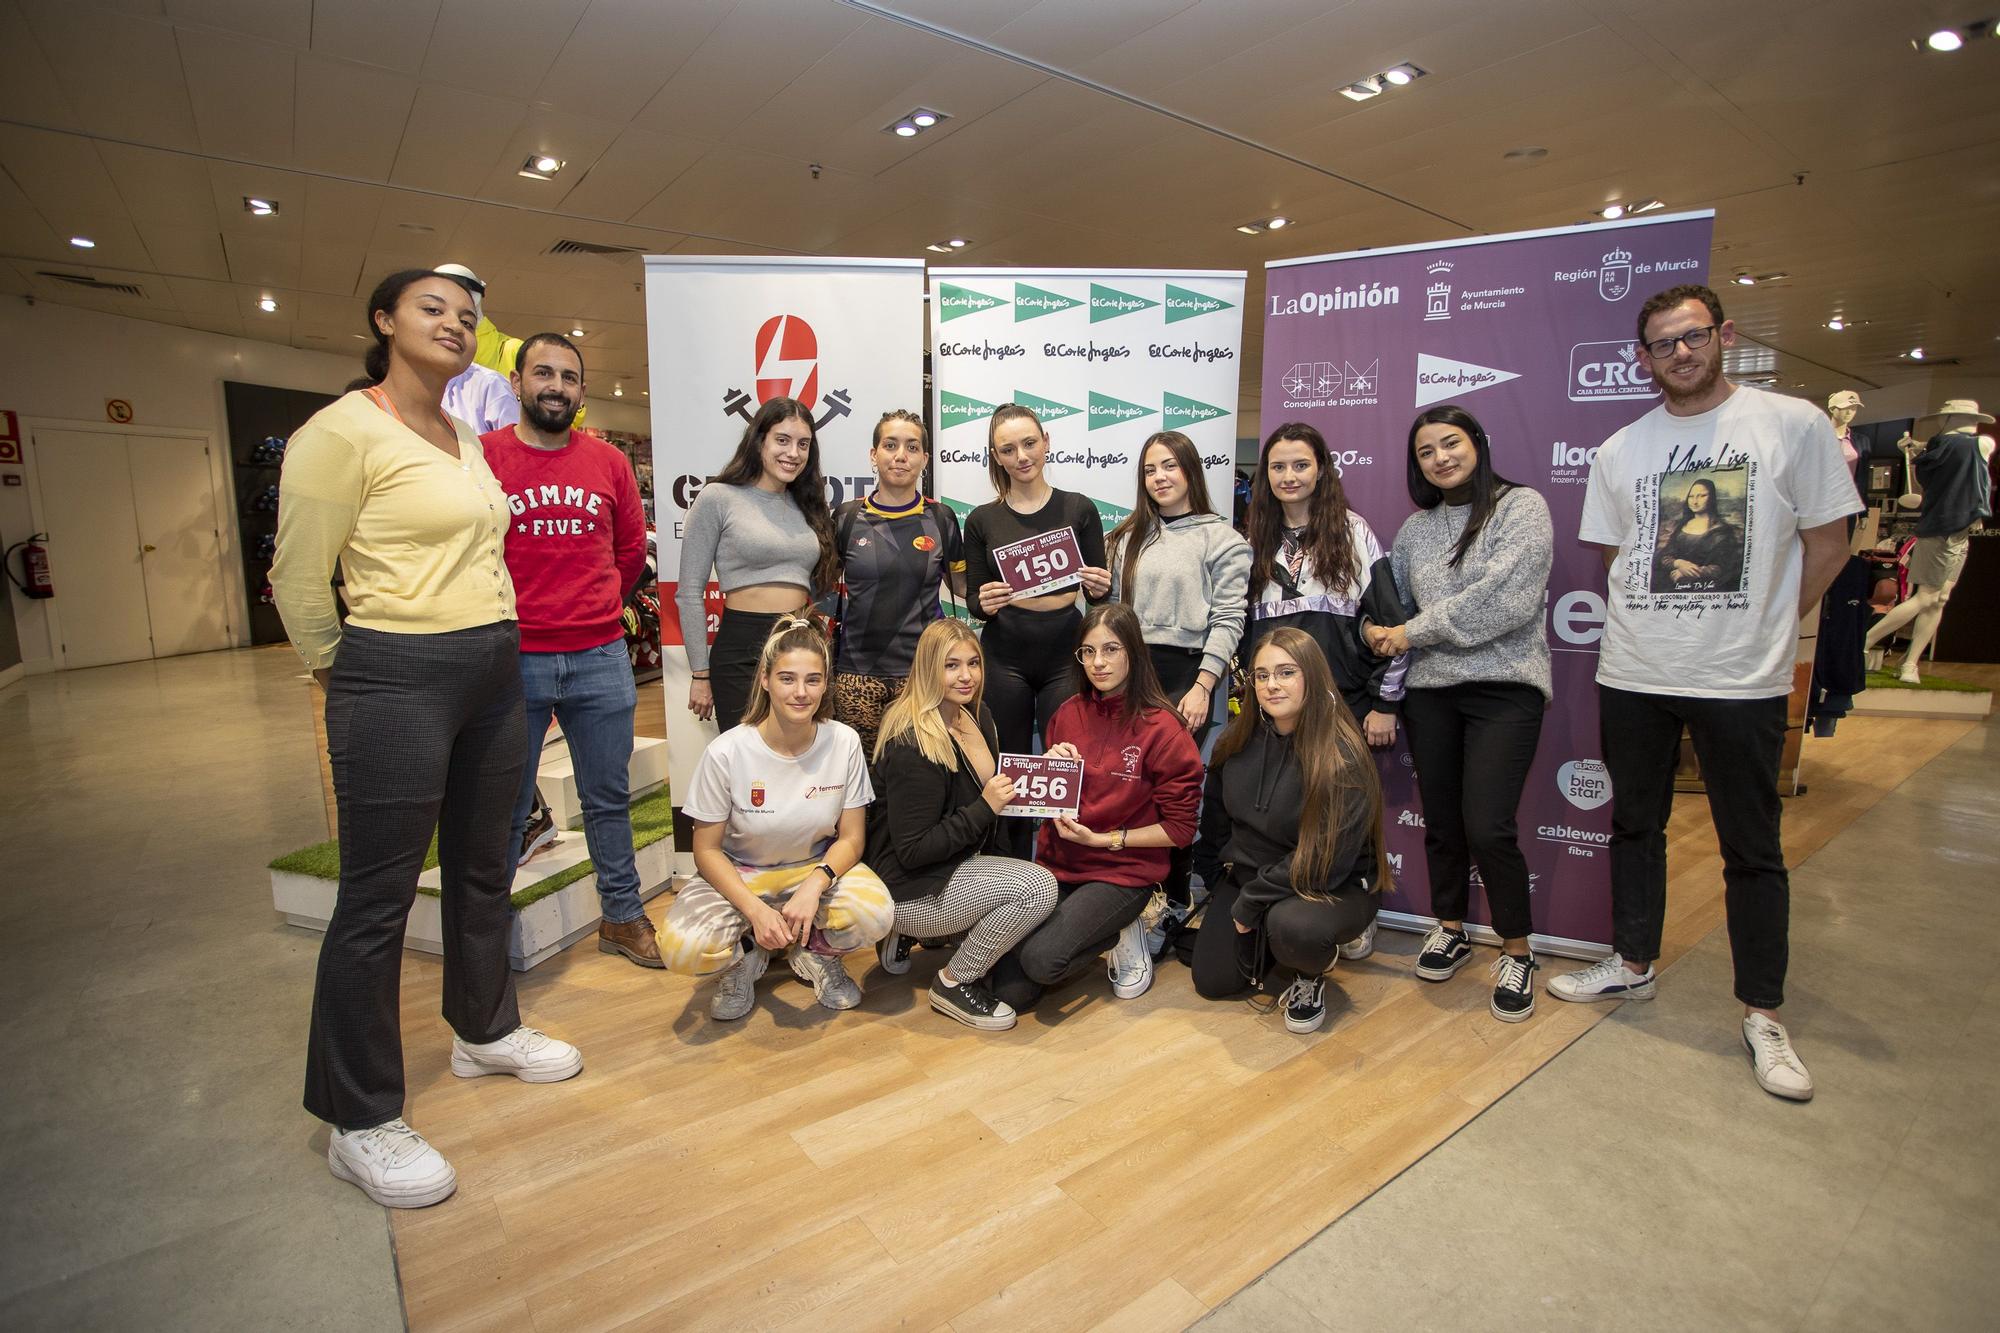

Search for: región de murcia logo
xmin=721 ymin=314 xmax=853 ymax=430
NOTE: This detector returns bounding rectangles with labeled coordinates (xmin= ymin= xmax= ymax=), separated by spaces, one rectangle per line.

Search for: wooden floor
xmin=386 ymin=701 xmax=1979 ymax=1333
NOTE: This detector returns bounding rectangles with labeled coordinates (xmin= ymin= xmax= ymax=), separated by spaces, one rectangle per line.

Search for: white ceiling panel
xmin=294 ymin=54 xmax=419 ymax=181
xmin=96 ymin=143 xmax=221 ymax=230
xmin=221 ymin=233 xmax=302 ymax=288
xmin=0 ymin=0 xmax=83 ymax=133
xmin=421 ymin=0 xmax=590 ymax=94
xmin=558 ymin=127 xmax=708 ymax=223
xmin=0 ymin=126 xmax=127 ymax=218
xmin=165 ymin=0 xmax=311 ymax=45
xmin=390 ymin=83 xmax=528 ymax=199
xmin=1076 ymin=0 xmax=1336 ymax=87
xmin=470 ymin=106 xmax=624 ymax=211
xmin=21 ymin=3 xmax=202 ymax=150
xmin=297 ymin=243 xmax=368 ymax=297
xmin=166 ymin=275 xmax=241 ymax=315
xmin=628 ymin=0 xmax=872 ymax=143
xmin=530 ymin=0 xmax=733 ymax=125
xmin=308 ymin=0 xmax=442 ymax=74
xmin=176 ymin=27 xmax=297 ymax=164
xmin=367 ymin=193 xmax=472 ymax=253
xmin=986 ymin=0 xmax=1202 ymax=67
xmin=183 ymin=314 xmax=247 ymax=337
xmin=301 ymin=177 xmax=388 ymax=249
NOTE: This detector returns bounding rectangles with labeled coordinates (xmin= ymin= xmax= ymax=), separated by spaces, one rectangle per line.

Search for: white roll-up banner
xmin=927 ymin=267 xmax=1248 ymax=579
xmin=644 ymin=255 xmax=925 ymax=856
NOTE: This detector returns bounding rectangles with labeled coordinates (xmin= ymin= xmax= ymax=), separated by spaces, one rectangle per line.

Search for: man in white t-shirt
xmin=1550 ymin=284 xmax=1860 ymax=1101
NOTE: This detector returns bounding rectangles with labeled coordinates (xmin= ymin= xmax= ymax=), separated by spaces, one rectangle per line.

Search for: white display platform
xmin=272 ymin=833 xmax=680 ymax=971
xmin=537 ymin=735 xmax=669 ymax=831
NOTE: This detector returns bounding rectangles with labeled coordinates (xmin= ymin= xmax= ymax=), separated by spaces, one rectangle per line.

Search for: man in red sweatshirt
xmin=481 ymin=334 xmax=654 ymax=965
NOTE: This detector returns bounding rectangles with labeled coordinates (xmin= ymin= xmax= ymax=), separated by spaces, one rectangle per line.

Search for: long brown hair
xmin=874 ymin=619 xmax=982 ymax=767
xmin=1247 ymin=423 xmax=1359 ymax=597
xmin=1066 ymin=602 xmax=1175 ymax=726
xmin=1108 ymin=431 xmax=1215 ymax=600
xmin=1211 ymin=628 xmax=1391 ymax=897
xmin=714 ymin=396 xmax=841 ymax=595
xmin=986 ymin=403 xmax=1045 ymax=494
xmin=740 ymin=616 xmax=835 ymax=727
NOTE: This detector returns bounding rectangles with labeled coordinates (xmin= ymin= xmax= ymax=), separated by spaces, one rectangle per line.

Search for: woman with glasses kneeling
xmin=868 ymin=620 xmax=1060 ymax=1031
xmin=987 ymin=604 xmax=1204 ymax=1012
xmin=1189 ymin=629 xmax=1389 ymax=1034
xmin=658 ymin=618 xmax=894 ymax=1020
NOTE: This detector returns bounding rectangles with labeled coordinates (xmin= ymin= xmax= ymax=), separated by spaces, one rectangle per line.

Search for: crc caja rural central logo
xmin=721 ymin=314 xmax=854 ymax=430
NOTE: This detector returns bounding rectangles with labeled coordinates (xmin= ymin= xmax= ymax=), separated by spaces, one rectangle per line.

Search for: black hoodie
xmin=1190 ymin=719 xmax=1375 ymax=928
xmin=867 ymin=705 xmax=1003 ymax=903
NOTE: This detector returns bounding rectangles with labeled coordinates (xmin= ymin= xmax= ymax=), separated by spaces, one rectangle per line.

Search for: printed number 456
xmin=1019 ymin=774 xmax=1069 ymax=802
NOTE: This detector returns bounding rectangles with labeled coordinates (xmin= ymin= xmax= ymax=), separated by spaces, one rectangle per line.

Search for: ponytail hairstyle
xmin=1246 ymin=423 xmax=1360 ymax=597
xmin=874 ymin=618 xmax=983 ymax=766
xmin=872 ymin=408 xmax=929 ymax=449
xmin=361 ymin=268 xmax=458 ymax=386
xmin=714 ymin=397 xmax=842 ymax=596
xmin=1211 ymin=628 xmax=1392 ymax=897
xmin=739 ymin=615 xmax=835 ymax=727
xmin=1107 ymin=431 xmax=1215 ymax=601
xmin=1066 ymin=602 xmax=1175 ymax=726
xmin=986 ymin=403 xmax=1047 ymax=494
xmin=1405 ymin=404 xmax=1518 ymax=568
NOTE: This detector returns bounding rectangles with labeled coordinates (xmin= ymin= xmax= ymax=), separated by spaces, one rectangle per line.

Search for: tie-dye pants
xmin=656 ymin=860 xmax=895 ymax=977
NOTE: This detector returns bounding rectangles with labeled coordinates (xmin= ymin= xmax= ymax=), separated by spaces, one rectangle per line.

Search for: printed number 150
xmin=1010 ymin=546 xmax=1072 ymax=584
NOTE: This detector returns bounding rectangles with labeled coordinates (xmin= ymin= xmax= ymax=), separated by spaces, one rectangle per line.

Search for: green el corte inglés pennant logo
xmin=1089 ymin=283 xmax=1159 ymax=324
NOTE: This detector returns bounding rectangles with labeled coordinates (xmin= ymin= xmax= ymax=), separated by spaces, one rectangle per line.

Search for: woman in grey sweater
xmin=1365 ymin=404 xmax=1552 ymax=1023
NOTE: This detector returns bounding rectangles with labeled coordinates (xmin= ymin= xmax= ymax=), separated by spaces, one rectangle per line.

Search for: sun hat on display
xmin=433 ymin=262 xmax=486 ymax=318
xmin=1826 ymin=389 xmax=1863 ymax=410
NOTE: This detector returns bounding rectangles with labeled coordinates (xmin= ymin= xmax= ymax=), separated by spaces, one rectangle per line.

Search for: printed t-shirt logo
xmin=912 ymin=534 xmax=937 ymax=552
xmin=749 ymin=781 xmax=766 ymax=808
xmin=1119 ymin=745 xmax=1142 ymax=777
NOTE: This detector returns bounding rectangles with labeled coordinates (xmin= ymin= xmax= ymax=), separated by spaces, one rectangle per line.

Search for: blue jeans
xmin=512 ymin=639 xmax=642 ymax=923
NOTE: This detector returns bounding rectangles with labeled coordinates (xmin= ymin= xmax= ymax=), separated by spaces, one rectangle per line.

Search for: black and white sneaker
xmin=929 ymin=976 xmax=1017 ymax=1031
xmin=1281 ymin=972 xmax=1329 ymax=1034
xmin=1414 ymin=925 xmax=1473 ymax=981
xmin=877 ymin=929 xmax=914 ymax=976
xmin=516 ymin=800 xmax=557 ymax=866
xmin=1489 ymin=951 xmax=1538 ymax=1023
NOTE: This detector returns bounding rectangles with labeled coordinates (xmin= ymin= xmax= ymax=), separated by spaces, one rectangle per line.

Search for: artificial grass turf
xmin=269 ymin=788 xmax=675 ymax=911
xmin=1864 ymin=669 xmax=1990 ymax=693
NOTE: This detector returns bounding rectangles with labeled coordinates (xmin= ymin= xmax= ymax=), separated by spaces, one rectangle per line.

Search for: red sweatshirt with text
xmin=480 ymin=427 xmax=647 ymax=652
xmin=1035 ymin=691 xmax=1204 ymax=888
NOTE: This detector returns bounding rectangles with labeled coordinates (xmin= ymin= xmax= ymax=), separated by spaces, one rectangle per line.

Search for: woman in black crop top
xmin=961 ymin=404 xmax=1109 ymax=849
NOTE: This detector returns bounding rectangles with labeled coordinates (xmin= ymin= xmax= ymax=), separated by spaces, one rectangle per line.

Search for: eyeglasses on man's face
xmin=1643 ymin=324 xmax=1718 ymax=359
xmin=1075 ymin=643 xmax=1125 ymax=664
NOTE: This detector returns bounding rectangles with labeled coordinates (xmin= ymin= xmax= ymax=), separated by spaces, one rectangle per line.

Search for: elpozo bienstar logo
xmin=1413 ymin=353 xmax=1520 ymax=409
xmin=1558 ymin=759 xmax=1611 ymax=810
xmin=1568 ymin=340 xmax=1660 ymax=402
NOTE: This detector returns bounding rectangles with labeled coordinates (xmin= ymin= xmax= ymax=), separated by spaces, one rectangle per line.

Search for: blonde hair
xmin=740 ymin=616 xmax=834 ymax=727
xmin=874 ymin=619 xmax=983 ymax=767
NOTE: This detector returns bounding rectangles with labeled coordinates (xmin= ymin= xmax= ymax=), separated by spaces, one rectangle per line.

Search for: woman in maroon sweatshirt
xmin=987 ymin=603 xmax=1203 ymax=1012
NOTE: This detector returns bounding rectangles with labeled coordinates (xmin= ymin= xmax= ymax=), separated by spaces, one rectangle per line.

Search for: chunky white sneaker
xmin=327 ymin=1119 xmax=456 ymax=1209
xmin=450 ymin=1026 xmax=583 ymax=1083
xmin=789 ymin=948 xmax=863 ymax=1011
xmin=876 ymin=928 xmax=914 ymax=976
xmin=1548 ymin=953 xmax=1656 ymax=1003
xmin=1743 ymin=1014 xmax=1814 ymax=1101
xmin=1107 ymin=917 xmax=1154 ymax=999
xmin=709 ymin=945 xmax=769 ymax=1020
xmin=1339 ymin=919 xmax=1377 ymax=961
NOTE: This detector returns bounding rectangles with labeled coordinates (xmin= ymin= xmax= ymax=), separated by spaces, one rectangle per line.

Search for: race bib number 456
xmin=997 ymin=753 xmax=1083 ymax=819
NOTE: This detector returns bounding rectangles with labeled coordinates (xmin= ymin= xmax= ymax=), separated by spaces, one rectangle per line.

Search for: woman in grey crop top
xmin=676 ymin=396 xmax=839 ymax=731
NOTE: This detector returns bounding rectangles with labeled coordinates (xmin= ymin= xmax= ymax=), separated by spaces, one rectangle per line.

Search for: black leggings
xmin=988 ymin=879 xmax=1151 ymax=1013
xmin=708 ymin=606 xmax=794 ymax=733
xmin=305 ymin=622 xmax=525 ymax=1131
xmin=1401 ymin=682 xmax=1544 ymax=940
xmin=983 ymin=604 xmax=1082 ymax=856
xmin=1148 ymin=643 xmax=1207 ymax=903
xmin=1190 ymin=871 xmax=1378 ymax=999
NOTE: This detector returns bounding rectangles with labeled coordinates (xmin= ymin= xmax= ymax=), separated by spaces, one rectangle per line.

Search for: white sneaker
xmin=1339 ymin=919 xmax=1377 ymax=961
xmin=328 ymin=1119 xmax=456 ymax=1208
xmin=1897 ymin=663 xmax=1921 ymax=685
xmin=709 ymin=945 xmax=769 ymax=1020
xmin=450 ymin=1026 xmax=583 ymax=1083
xmin=1108 ymin=917 xmax=1154 ymax=999
xmin=1743 ymin=1014 xmax=1814 ymax=1101
xmin=789 ymin=948 xmax=863 ymax=1011
xmin=1548 ymin=952 xmax=1656 ymax=1003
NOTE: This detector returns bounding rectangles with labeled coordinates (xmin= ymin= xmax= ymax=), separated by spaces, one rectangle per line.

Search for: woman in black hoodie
xmin=868 ymin=618 xmax=1059 ymax=1031
xmin=1190 ymin=628 xmax=1389 ymax=1033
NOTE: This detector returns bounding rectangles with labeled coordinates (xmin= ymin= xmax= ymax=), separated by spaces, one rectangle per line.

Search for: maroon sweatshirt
xmin=1035 ymin=691 xmax=1204 ymax=888
xmin=481 ymin=427 xmax=647 ymax=652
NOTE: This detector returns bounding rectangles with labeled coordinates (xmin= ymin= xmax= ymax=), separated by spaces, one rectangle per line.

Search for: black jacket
xmin=1190 ymin=720 xmax=1374 ymax=929
xmin=866 ymin=705 xmax=1002 ymax=903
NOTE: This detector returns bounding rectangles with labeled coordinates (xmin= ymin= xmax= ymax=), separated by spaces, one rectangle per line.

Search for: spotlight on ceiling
xmin=570 ymin=328 xmax=585 ymax=337
xmin=893 ymin=123 xmax=918 ymax=137
xmin=1340 ymin=78 xmax=1382 ymax=102
xmin=1236 ymin=215 xmax=1292 ymax=236
xmin=1628 ymin=199 xmax=1665 ymax=214
xmin=69 ymin=236 xmax=95 ymax=249
xmin=1734 ymin=273 xmax=1756 ymax=286
xmin=1927 ymin=29 xmax=1964 ymax=51
xmin=1599 ymin=204 xmax=1627 ymax=220
xmin=258 ymin=296 xmax=279 ymax=313
xmin=613 ymin=385 xmax=623 ymax=397
xmin=1266 ymin=216 xmax=1290 ymax=230
xmin=1907 ymin=346 xmax=1926 ymax=360
xmin=243 ymin=196 xmax=278 ymax=216
xmin=1825 ymin=318 xmax=1846 ymax=331
xmin=517 ymin=155 xmax=565 ymax=180
xmin=884 ymin=107 xmax=950 ymax=138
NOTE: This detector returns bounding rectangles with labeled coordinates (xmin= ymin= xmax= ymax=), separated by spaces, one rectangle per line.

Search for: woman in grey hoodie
xmin=1107 ymin=431 xmax=1250 ymax=929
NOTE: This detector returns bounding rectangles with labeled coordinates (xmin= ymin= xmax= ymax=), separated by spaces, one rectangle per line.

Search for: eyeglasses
xmin=1643 ymin=324 xmax=1717 ymax=359
xmin=1075 ymin=643 xmax=1125 ymax=664
xmin=1251 ymin=666 xmax=1303 ymax=685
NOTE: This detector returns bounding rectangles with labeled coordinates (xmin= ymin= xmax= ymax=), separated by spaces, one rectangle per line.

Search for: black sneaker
xmin=516 ymin=801 xmax=556 ymax=866
xmin=1281 ymin=972 xmax=1329 ymax=1034
xmin=877 ymin=929 xmax=914 ymax=976
xmin=1414 ymin=925 xmax=1473 ymax=981
xmin=929 ymin=976 xmax=1017 ymax=1031
xmin=1489 ymin=951 xmax=1539 ymax=1023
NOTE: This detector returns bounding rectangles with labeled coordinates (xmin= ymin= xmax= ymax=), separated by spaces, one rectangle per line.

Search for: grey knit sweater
xmin=1389 ymin=486 xmax=1553 ymax=700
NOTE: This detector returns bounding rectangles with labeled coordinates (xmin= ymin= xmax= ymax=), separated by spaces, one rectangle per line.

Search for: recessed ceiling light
xmin=1266 ymin=216 xmax=1290 ymax=230
xmin=893 ymin=123 xmax=918 ymax=137
xmin=1235 ymin=224 xmax=1263 ymax=235
xmin=1629 ymin=199 xmax=1665 ymax=214
xmin=1383 ymin=63 xmax=1427 ymax=85
xmin=947 ymin=237 xmax=968 ymax=248
xmin=243 ymin=197 xmax=278 ymax=216
xmin=570 ymin=327 xmax=585 ymax=337
xmin=926 ymin=243 xmax=951 ymax=253
xmin=1734 ymin=273 xmax=1756 ymax=285
xmin=1927 ymin=29 xmax=1964 ymax=51
xmin=612 ymin=385 xmax=623 ymax=397
xmin=1907 ymin=346 xmax=1926 ymax=359
xmin=1599 ymin=204 xmax=1627 ymax=220
xmin=518 ymin=155 xmax=564 ymax=180
xmin=884 ymin=107 xmax=950 ymax=138
xmin=258 ymin=296 xmax=279 ymax=313
xmin=911 ymin=111 xmax=939 ymax=127
xmin=69 ymin=236 xmax=95 ymax=249
xmin=1236 ymin=215 xmax=1291 ymax=235
xmin=1340 ymin=79 xmax=1382 ymax=102
xmin=1825 ymin=318 xmax=1845 ymax=331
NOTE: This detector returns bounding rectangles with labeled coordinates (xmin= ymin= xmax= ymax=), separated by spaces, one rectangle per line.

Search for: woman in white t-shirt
xmin=658 ymin=617 xmax=895 ymax=1021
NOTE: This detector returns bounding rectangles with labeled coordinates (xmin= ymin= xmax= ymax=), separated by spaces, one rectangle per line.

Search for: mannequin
xmin=1825 ymin=389 xmax=1862 ymax=476
xmin=1863 ymin=399 xmax=1995 ymax=682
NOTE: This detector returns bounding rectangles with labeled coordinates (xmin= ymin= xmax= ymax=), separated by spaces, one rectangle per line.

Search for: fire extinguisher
xmin=5 ymin=533 xmax=54 ymax=600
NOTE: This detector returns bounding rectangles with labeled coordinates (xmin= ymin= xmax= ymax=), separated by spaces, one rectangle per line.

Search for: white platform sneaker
xmin=450 ymin=1025 xmax=584 ymax=1083
xmin=328 ymin=1119 xmax=457 ymax=1209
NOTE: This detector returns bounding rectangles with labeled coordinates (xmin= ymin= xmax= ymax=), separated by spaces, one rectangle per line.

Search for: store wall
xmin=0 ymin=298 xmax=648 ymax=671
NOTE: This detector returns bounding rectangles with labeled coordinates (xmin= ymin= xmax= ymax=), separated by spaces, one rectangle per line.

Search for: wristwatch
xmin=815 ymin=862 xmax=838 ymax=888
xmin=1110 ymin=828 xmax=1127 ymax=852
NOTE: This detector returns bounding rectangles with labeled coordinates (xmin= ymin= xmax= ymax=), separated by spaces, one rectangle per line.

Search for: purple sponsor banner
xmin=1260 ymin=212 xmax=1714 ymax=949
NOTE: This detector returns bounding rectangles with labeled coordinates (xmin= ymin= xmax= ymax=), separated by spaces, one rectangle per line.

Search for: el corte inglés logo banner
xmin=937 ymin=280 xmax=1234 ymax=325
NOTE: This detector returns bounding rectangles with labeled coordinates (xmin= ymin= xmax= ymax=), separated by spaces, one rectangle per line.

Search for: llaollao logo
xmin=1558 ymin=759 xmax=1611 ymax=810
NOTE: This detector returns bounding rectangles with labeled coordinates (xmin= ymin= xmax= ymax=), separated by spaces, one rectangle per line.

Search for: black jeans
xmin=709 ymin=606 xmax=793 ymax=733
xmin=988 ymin=879 xmax=1149 ymax=1012
xmin=983 ymin=604 xmax=1082 ymax=856
xmin=1599 ymin=685 xmax=1789 ymax=1009
xmin=1190 ymin=871 xmax=1377 ymax=998
xmin=1148 ymin=643 xmax=1208 ymax=904
xmin=1402 ymin=682 xmax=1544 ymax=940
xmin=305 ymin=622 xmax=526 ymax=1131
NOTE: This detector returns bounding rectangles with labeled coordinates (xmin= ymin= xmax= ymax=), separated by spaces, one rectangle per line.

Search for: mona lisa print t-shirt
xmin=1580 ymin=387 xmax=1861 ymax=699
